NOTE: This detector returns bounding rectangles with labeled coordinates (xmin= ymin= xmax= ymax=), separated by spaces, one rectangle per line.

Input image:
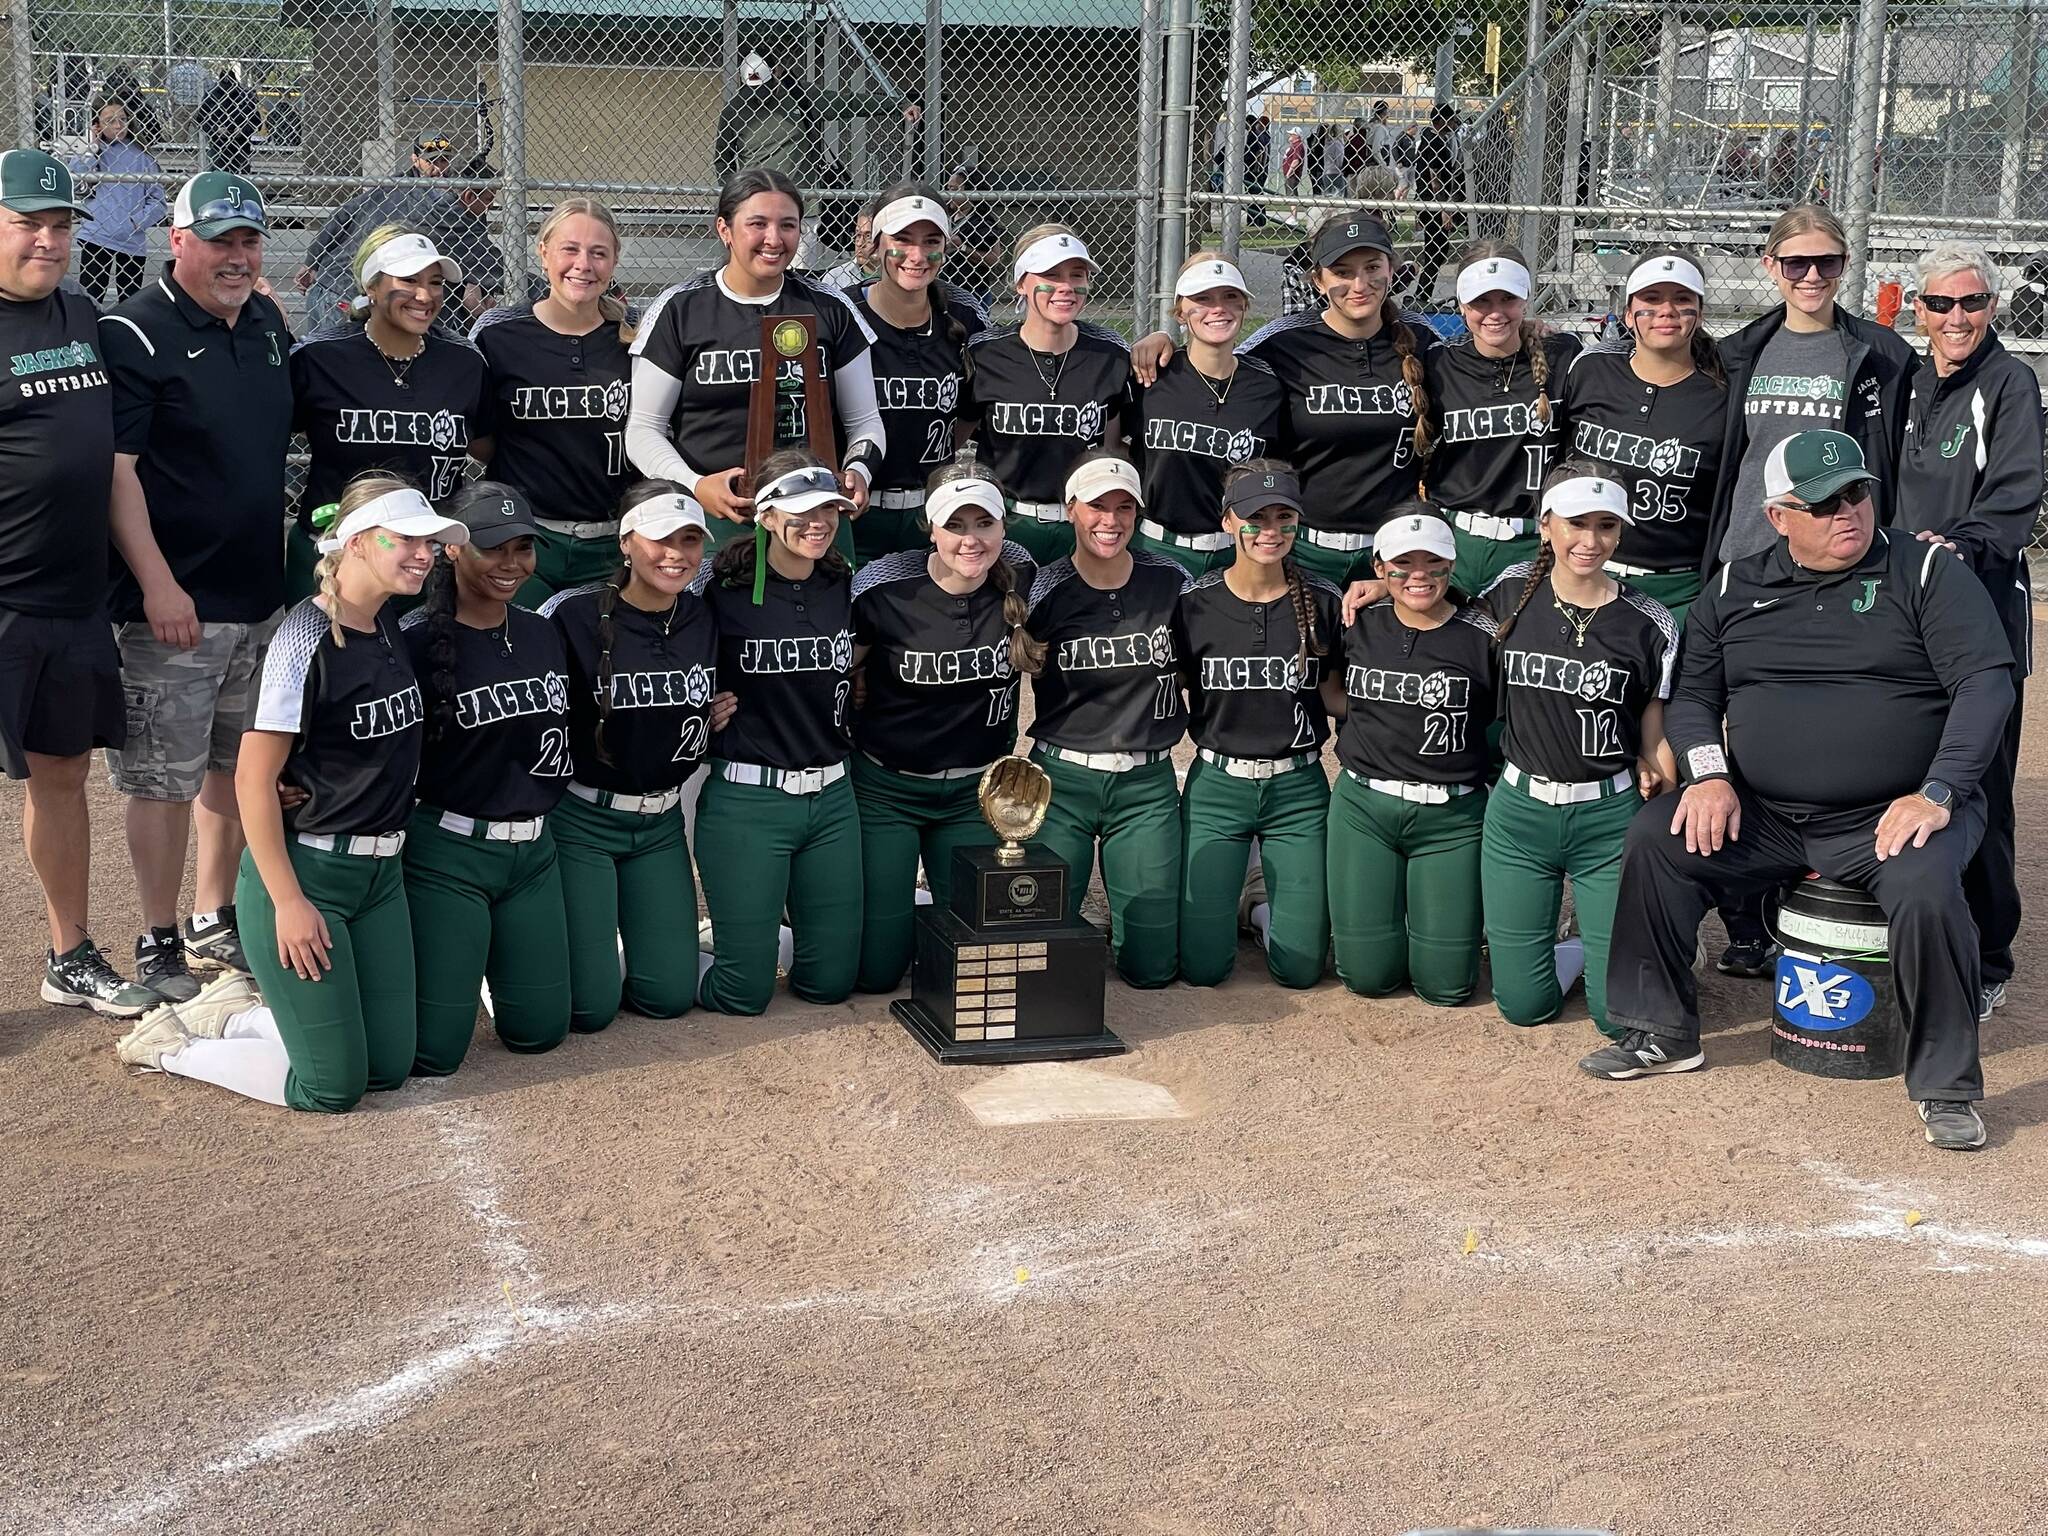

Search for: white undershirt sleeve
xmin=625 ymin=356 xmax=704 ymax=494
xmin=831 ymin=349 xmax=886 ymax=486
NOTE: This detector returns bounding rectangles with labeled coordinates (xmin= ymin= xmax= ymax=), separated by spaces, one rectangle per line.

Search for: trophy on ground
xmin=891 ymin=756 xmax=1126 ymax=1063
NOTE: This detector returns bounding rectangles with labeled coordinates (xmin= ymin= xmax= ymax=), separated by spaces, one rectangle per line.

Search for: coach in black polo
xmin=100 ymin=171 xmax=293 ymax=1001
xmin=1585 ymin=429 xmax=2014 ymax=1152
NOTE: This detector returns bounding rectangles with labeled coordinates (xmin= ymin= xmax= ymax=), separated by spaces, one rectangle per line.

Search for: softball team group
xmin=111 ymin=173 xmax=2006 ymax=1113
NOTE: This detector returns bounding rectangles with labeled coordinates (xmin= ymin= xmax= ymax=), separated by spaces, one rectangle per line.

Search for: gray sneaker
xmin=1919 ymin=1099 xmax=1988 ymax=1151
xmin=135 ymin=927 xmax=202 ymax=1003
xmin=1978 ymin=982 xmax=2007 ymax=1023
xmin=1578 ymin=1028 xmax=1705 ymax=1080
xmin=41 ymin=940 xmax=160 ymax=1019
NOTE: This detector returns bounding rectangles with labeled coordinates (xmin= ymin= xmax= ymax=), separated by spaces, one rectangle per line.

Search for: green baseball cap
xmin=1764 ymin=429 xmax=1876 ymax=505
xmin=0 ymin=149 xmax=91 ymax=215
xmin=173 ymin=172 xmax=268 ymax=238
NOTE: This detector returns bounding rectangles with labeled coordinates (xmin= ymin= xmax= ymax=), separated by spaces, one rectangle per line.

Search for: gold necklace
xmin=1552 ymin=596 xmax=1597 ymax=648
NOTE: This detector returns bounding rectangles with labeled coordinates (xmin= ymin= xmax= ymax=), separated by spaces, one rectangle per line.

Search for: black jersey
xmin=1557 ymin=343 xmax=1726 ymax=571
xmin=1422 ymin=332 xmax=1581 ymax=520
xmin=1136 ymin=353 xmax=1287 ymax=535
xmin=852 ymin=284 xmax=987 ymax=493
xmin=471 ymin=304 xmax=634 ymax=524
xmin=1239 ymin=310 xmax=1437 ymax=535
xmin=290 ymin=329 xmax=493 ymax=527
xmin=704 ymin=564 xmax=854 ymax=770
xmin=962 ymin=325 xmax=1134 ymax=504
xmin=0 ymin=288 xmax=113 ymax=618
xmin=1175 ymin=569 xmax=1339 ymax=756
xmin=851 ymin=544 xmax=1037 ymax=771
xmin=540 ymin=579 xmax=719 ymax=796
xmin=630 ymin=270 xmax=874 ymax=477
xmin=1024 ymin=549 xmax=1192 ymax=753
xmin=1334 ymin=600 xmax=1499 ymax=786
xmin=400 ymin=604 xmax=573 ymax=820
xmin=1479 ymin=564 xmax=1678 ymax=782
xmin=252 ymin=598 xmax=423 ymax=837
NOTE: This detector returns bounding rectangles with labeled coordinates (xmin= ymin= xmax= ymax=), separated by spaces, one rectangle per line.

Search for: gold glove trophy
xmin=891 ymin=756 xmax=1124 ymax=1063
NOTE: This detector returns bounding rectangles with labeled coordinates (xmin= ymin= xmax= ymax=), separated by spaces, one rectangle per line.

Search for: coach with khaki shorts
xmin=99 ymin=172 xmax=294 ymax=1001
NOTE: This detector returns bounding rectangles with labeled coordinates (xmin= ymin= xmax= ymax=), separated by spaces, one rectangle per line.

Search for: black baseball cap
xmin=412 ymin=133 xmax=455 ymax=158
xmin=1223 ymin=468 xmax=1304 ymax=520
xmin=1311 ymin=212 xmax=1395 ymax=269
xmin=457 ymin=486 xmax=540 ymax=548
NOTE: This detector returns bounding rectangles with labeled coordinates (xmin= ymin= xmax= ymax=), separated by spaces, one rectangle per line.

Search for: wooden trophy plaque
xmin=742 ymin=312 xmax=838 ymax=494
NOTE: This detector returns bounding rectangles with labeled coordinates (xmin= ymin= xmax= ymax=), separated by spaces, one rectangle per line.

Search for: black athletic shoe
xmin=1715 ymin=937 xmax=1780 ymax=978
xmin=184 ymin=906 xmax=250 ymax=974
xmin=1578 ymin=1028 xmax=1706 ymax=1080
xmin=1919 ymin=1099 xmax=1988 ymax=1151
xmin=41 ymin=940 xmax=160 ymax=1019
xmin=135 ymin=927 xmax=202 ymax=1003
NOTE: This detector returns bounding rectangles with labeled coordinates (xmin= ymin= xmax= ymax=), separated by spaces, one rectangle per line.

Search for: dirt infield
xmin=6 ymin=636 xmax=2048 ymax=1536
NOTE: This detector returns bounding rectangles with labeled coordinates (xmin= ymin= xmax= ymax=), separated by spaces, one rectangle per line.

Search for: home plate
xmin=959 ymin=1063 xmax=1188 ymax=1126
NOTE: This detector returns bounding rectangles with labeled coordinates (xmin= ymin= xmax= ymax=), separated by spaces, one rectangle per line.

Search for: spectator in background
xmin=98 ymin=66 xmax=160 ymax=150
xmin=1414 ymin=103 xmax=1463 ymax=296
xmin=1281 ymin=128 xmax=1306 ymax=197
xmin=819 ymin=194 xmax=882 ymax=289
xmin=70 ymin=100 xmax=165 ymax=305
xmin=446 ymin=153 xmax=505 ymax=319
xmin=1317 ymin=123 xmax=1346 ymax=195
xmin=1392 ymin=122 xmax=1418 ymax=198
xmin=1246 ymin=114 xmax=1271 ymax=225
xmin=941 ymin=164 xmax=1005 ymax=304
xmin=266 ymin=88 xmax=302 ymax=150
xmin=198 ymin=63 xmax=262 ymax=176
xmin=293 ymin=132 xmax=468 ymax=333
xmin=1343 ymin=116 xmax=1373 ymax=188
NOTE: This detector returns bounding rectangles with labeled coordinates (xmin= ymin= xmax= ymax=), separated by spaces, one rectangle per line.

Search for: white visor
xmin=318 ymin=488 xmax=469 ymax=554
xmin=1064 ymin=457 xmax=1143 ymax=508
xmin=927 ymin=478 xmax=1006 ymax=529
xmin=1624 ymin=254 xmax=1706 ymax=301
xmin=875 ymin=194 xmax=951 ymax=239
xmin=361 ymin=232 xmax=463 ymax=288
xmin=1372 ymin=513 xmax=1458 ymax=564
xmin=756 ymin=463 xmax=852 ymax=516
xmin=1542 ymin=474 xmax=1634 ymax=525
xmin=1455 ymin=257 xmax=1533 ymax=306
xmin=1174 ymin=258 xmax=1250 ymax=300
xmin=1013 ymin=232 xmax=1096 ymax=284
xmin=621 ymin=493 xmax=708 ymax=541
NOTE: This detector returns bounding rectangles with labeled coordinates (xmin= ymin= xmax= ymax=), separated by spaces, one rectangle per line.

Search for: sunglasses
xmin=416 ymin=139 xmax=454 ymax=156
xmin=1779 ymin=481 xmax=1873 ymax=518
xmin=1920 ymin=291 xmax=1994 ymax=314
xmin=1770 ymin=252 xmax=1846 ymax=281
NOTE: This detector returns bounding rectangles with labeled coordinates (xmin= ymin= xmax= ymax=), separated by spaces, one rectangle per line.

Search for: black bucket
xmin=1765 ymin=876 xmax=1904 ymax=1080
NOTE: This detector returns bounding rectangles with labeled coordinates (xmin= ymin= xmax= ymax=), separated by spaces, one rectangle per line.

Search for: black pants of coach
xmin=1965 ymin=676 xmax=2023 ymax=987
xmin=1607 ymin=787 xmax=1987 ymax=1102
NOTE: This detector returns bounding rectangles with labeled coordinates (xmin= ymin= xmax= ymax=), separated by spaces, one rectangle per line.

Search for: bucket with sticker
xmin=1766 ymin=875 xmax=1903 ymax=1080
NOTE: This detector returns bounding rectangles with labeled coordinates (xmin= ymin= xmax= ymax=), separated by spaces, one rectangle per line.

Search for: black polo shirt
xmin=99 ymin=268 xmax=294 ymax=624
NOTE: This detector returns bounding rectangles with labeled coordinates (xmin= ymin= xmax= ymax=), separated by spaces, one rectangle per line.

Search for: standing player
xmin=1174 ymin=462 xmax=1337 ymax=989
xmin=962 ymin=224 xmax=1135 ymax=564
xmin=624 ymin=168 xmax=884 ymax=558
xmin=399 ymin=484 xmax=573 ymax=1075
xmin=472 ymin=198 xmax=638 ymax=601
xmin=0 ymin=147 xmax=155 ymax=1016
xmin=1131 ymin=254 xmax=1284 ymax=578
xmin=1478 ymin=465 xmax=1678 ymax=1038
xmin=848 ymin=454 xmax=1034 ymax=991
xmin=849 ymin=187 xmax=987 ymax=563
xmin=289 ymin=226 xmax=494 ymax=600
xmin=1420 ymin=242 xmax=1581 ymax=595
xmin=1016 ymin=451 xmax=1191 ymax=989
xmin=1321 ymin=509 xmax=1497 ymax=1005
xmin=695 ymin=449 xmax=864 ymax=1015
xmin=540 ymin=481 xmax=721 ymax=1033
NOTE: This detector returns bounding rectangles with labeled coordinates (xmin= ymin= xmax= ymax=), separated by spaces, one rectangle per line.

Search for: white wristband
xmin=1686 ymin=745 xmax=1729 ymax=781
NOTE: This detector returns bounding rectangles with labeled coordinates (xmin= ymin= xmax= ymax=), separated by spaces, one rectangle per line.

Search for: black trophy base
xmin=892 ymin=904 xmax=1125 ymax=1065
xmin=891 ymin=998 xmax=1126 ymax=1064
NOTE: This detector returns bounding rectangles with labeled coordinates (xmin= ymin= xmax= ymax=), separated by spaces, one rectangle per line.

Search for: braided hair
xmin=714 ymin=447 xmax=852 ymax=590
xmin=1223 ymin=459 xmax=1328 ymax=678
xmin=924 ymin=449 xmax=1035 ymax=672
xmin=1418 ymin=241 xmax=1554 ymax=468
xmin=318 ymin=472 xmax=415 ymax=648
xmin=1493 ymin=459 xmax=1604 ymax=650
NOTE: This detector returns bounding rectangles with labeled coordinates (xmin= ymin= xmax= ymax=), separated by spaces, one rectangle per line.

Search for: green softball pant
xmin=1002 ymin=514 xmax=1076 ymax=566
xmin=1480 ymin=779 xmax=1640 ymax=1035
xmin=1131 ymin=530 xmax=1236 ymax=581
xmin=850 ymin=753 xmax=995 ymax=993
xmin=1326 ymin=773 xmax=1486 ymax=1005
xmin=853 ymin=504 xmax=931 ymax=566
xmin=515 ymin=527 xmax=626 ymax=609
xmin=234 ymin=840 xmax=417 ymax=1114
xmin=1451 ymin=527 xmax=1540 ymax=601
xmin=284 ymin=520 xmax=320 ymax=604
xmin=550 ymin=789 xmax=698 ymax=1032
xmin=1618 ymin=568 xmax=1704 ymax=631
xmin=695 ymin=771 xmax=863 ymax=1015
xmin=1289 ymin=537 xmax=1365 ymax=587
xmin=1031 ymin=747 xmax=1183 ymax=989
xmin=1179 ymin=756 xmax=1329 ymax=989
xmin=401 ymin=809 xmax=571 ymax=1075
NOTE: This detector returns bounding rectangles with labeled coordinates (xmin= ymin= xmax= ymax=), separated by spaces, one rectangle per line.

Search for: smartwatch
xmin=1919 ymin=779 xmax=1954 ymax=810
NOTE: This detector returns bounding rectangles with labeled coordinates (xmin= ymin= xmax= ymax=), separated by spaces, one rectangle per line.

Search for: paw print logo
xmin=1226 ymin=428 xmax=1258 ymax=462
xmin=1578 ymin=660 xmax=1612 ymax=701
xmin=1419 ymin=671 xmax=1451 ymax=710
xmin=1148 ymin=625 xmax=1174 ymax=666
xmin=831 ymin=630 xmax=855 ymax=672
xmin=603 ymin=379 xmax=630 ymax=421
xmin=429 ymin=410 xmax=458 ymax=452
xmin=938 ymin=375 xmax=960 ymax=412
xmin=1076 ymin=400 xmax=1105 ymax=440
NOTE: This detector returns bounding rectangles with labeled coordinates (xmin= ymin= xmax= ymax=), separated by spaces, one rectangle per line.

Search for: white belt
xmin=437 ymin=810 xmax=545 ymax=842
xmin=1299 ymin=527 xmax=1372 ymax=553
xmin=296 ymin=831 xmax=406 ymax=858
xmin=1604 ymin=559 xmax=1692 ymax=579
xmin=1452 ymin=510 xmax=1531 ymax=542
xmin=1140 ymin=519 xmax=1233 ymax=553
xmin=1012 ymin=499 xmax=1068 ymax=524
xmin=1197 ymin=747 xmax=1320 ymax=780
xmin=536 ymin=516 xmax=621 ymax=540
xmin=863 ymin=751 xmax=985 ymax=781
xmin=1036 ymin=745 xmax=1170 ymax=774
xmin=874 ymin=487 xmax=926 ymax=510
xmin=719 ymin=760 xmax=848 ymax=795
xmin=1500 ymin=762 xmax=1634 ymax=805
xmin=1351 ymin=771 xmax=1474 ymax=803
xmin=566 ymin=780 xmax=682 ymax=815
